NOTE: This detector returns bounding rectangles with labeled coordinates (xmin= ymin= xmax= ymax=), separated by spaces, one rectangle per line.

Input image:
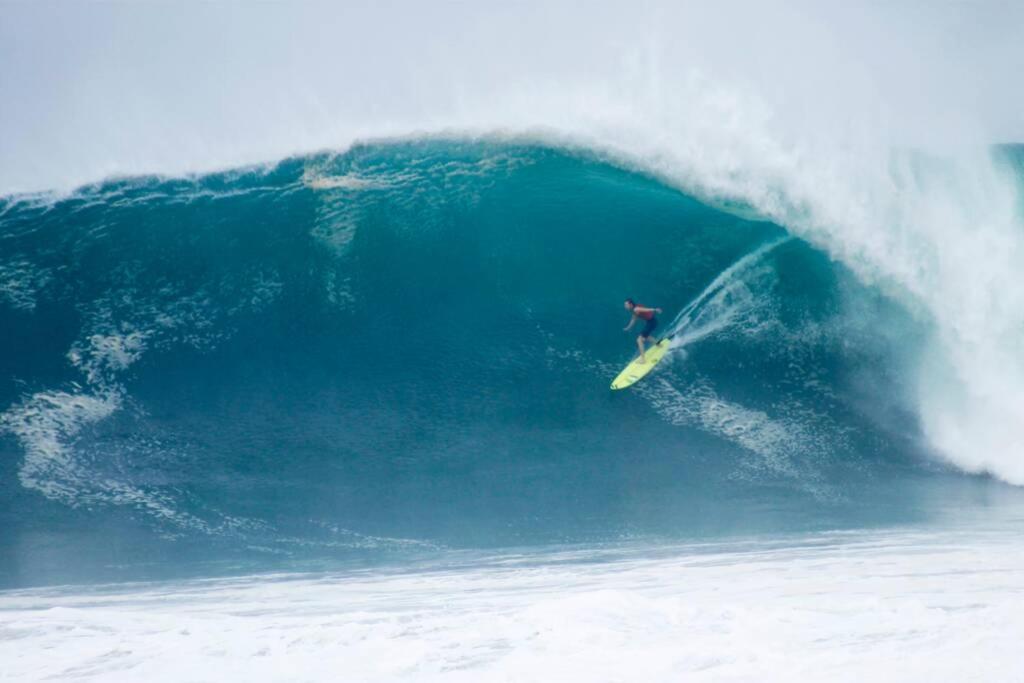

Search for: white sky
xmin=1 ymin=1 xmax=1022 ymax=194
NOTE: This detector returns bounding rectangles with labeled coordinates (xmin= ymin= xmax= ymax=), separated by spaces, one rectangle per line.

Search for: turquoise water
xmin=1 ymin=141 xmax=1020 ymax=587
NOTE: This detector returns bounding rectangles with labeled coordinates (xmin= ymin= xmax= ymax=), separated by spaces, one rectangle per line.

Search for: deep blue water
xmin=1 ymin=141 xmax=1020 ymax=588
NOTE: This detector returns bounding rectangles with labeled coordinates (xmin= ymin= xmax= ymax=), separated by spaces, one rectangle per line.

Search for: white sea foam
xmin=640 ymin=377 xmax=836 ymax=500
xmin=0 ymin=389 xmax=121 ymax=503
xmin=0 ymin=258 xmax=51 ymax=312
xmin=0 ymin=277 xmax=285 ymax=529
xmin=68 ymin=331 xmax=150 ymax=385
xmin=2 ymin=527 xmax=1022 ymax=682
xmin=0 ymin=387 xmax=217 ymax=533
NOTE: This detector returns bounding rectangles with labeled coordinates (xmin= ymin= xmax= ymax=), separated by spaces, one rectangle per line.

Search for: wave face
xmin=0 ymin=141 xmax=1021 ymax=586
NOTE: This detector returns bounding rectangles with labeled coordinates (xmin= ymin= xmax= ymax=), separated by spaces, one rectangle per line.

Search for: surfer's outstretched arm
xmin=623 ymin=315 xmax=637 ymax=331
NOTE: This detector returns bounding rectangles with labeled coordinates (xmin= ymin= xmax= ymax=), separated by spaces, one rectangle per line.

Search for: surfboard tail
xmin=610 ymin=338 xmax=672 ymax=390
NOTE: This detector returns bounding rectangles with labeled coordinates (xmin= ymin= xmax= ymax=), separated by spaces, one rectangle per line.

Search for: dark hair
xmin=625 ymin=298 xmax=635 ymax=306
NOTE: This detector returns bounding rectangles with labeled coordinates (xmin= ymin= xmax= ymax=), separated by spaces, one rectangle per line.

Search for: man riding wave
xmin=623 ymin=299 xmax=662 ymax=363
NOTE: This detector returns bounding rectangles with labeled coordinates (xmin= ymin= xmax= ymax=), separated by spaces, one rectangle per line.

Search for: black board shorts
xmin=640 ymin=317 xmax=658 ymax=339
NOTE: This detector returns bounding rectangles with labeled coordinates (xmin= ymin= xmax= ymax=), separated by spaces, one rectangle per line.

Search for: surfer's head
xmin=624 ymin=299 xmax=635 ymax=311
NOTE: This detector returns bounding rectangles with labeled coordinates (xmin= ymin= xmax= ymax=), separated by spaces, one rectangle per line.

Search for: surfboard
xmin=610 ymin=339 xmax=672 ymax=390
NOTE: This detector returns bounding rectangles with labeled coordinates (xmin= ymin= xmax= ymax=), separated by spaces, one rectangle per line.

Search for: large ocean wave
xmin=2 ymin=140 xmax=1022 ymax=586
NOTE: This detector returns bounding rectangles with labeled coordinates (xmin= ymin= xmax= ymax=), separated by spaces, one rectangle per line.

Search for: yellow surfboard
xmin=610 ymin=339 xmax=672 ymax=390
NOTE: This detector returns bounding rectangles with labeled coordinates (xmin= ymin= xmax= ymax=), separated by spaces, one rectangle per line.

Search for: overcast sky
xmin=2 ymin=1 xmax=1022 ymax=194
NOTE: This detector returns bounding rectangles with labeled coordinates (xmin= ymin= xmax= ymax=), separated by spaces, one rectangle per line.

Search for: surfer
xmin=623 ymin=299 xmax=662 ymax=363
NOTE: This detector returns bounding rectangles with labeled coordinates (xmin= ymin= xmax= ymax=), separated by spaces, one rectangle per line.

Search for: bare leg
xmin=636 ymin=336 xmax=648 ymax=363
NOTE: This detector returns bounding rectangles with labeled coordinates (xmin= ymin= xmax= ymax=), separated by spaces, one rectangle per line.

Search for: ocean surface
xmin=2 ymin=139 xmax=1024 ymax=680
xmin=4 ymin=527 xmax=1023 ymax=681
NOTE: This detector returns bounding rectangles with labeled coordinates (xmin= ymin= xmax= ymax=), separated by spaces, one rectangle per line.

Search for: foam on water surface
xmin=2 ymin=527 xmax=1021 ymax=682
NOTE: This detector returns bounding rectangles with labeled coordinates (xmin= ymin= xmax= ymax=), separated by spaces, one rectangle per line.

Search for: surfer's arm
xmin=634 ymin=306 xmax=662 ymax=315
xmin=623 ymin=315 xmax=637 ymax=331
